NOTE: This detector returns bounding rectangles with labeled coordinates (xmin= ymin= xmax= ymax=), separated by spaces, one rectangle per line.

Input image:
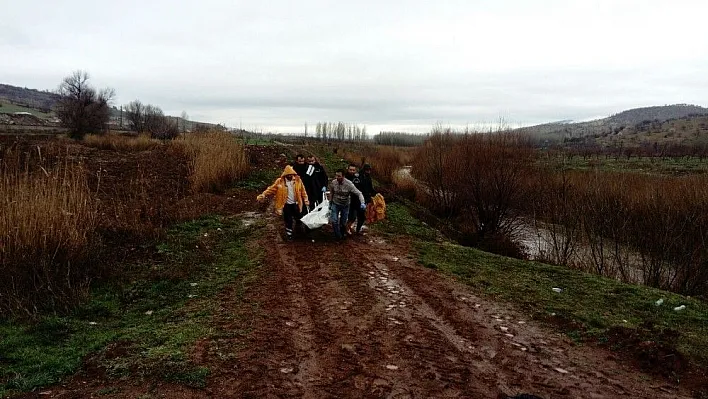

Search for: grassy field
xmin=0 ymin=215 xmax=266 ymax=396
xmin=0 ymin=101 xmax=53 ymax=119
xmin=375 ymin=202 xmax=708 ymax=375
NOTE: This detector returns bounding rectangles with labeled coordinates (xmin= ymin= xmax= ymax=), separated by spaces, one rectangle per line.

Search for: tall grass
xmin=172 ymin=130 xmax=249 ymax=193
xmin=0 ymin=150 xmax=98 ymax=317
xmin=83 ymin=133 xmax=160 ymax=152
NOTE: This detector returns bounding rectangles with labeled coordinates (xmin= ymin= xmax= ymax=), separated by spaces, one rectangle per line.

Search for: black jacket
xmin=348 ymin=171 xmax=376 ymax=205
xmin=293 ymin=162 xmax=328 ymax=199
xmin=359 ymin=172 xmax=376 ymax=203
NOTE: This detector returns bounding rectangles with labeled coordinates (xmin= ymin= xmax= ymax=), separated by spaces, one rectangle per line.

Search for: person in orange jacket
xmin=257 ymin=165 xmax=310 ymax=240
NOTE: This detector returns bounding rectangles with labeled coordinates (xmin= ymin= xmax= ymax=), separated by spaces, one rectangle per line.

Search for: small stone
xmin=280 ymin=367 xmax=294 ymax=374
xmin=386 ymin=364 xmax=399 ymax=370
xmin=499 ymin=326 xmax=509 ymax=332
xmin=145 ymin=310 xmax=153 ymax=315
xmin=190 ymin=283 xmax=198 ymax=287
xmin=554 ymin=367 xmax=569 ymax=374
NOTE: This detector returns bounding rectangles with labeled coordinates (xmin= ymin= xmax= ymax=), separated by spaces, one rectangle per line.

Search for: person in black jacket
xmin=306 ymin=154 xmax=329 ymax=210
xmin=346 ymin=163 xmax=376 ymax=234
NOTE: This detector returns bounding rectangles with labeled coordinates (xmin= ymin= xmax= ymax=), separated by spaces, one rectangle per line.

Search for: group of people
xmin=257 ymin=153 xmax=376 ymax=241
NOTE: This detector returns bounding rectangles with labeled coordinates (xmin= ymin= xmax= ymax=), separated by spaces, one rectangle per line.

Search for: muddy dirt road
xmin=40 ymin=212 xmax=693 ymax=398
xmin=203 ymin=214 xmax=691 ymax=399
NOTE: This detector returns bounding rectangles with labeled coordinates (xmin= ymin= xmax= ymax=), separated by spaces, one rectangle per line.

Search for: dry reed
xmin=172 ymin=130 xmax=249 ymax=193
xmin=0 ymin=149 xmax=98 ymax=316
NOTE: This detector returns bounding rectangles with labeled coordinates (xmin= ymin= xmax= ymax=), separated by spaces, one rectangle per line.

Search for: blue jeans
xmin=330 ymin=202 xmax=350 ymax=239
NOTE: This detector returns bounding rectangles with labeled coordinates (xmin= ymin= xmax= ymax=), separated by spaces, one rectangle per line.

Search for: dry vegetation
xmin=0 ymin=146 xmax=98 ymax=316
xmin=357 ymin=128 xmax=708 ymax=296
xmin=83 ymin=133 xmax=160 ymax=152
xmin=0 ymin=130 xmax=251 ymax=317
xmin=172 ymin=130 xmax=249 ymax=193
xmin=528 ymin=169 xmax=708 ymax=296
xmin=342 ymin=145 xmax=414 ymax=184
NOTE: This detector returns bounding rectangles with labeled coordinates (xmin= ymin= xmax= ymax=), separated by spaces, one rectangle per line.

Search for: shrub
xmin=172 ymin=130 xmax=249 ymax=193
xmin=0 ymin=151 xmax=99 ymax=317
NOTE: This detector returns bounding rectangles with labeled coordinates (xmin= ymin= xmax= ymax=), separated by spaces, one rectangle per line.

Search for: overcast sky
xmin=3 ymin=0 xmax=708 ymax=133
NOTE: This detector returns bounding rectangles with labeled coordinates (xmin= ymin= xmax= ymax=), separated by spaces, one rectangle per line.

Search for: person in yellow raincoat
xmin=257 ymin=165 xmax=309 ymax=240
xmin=366 ymin=193 xmax=386 ymax=224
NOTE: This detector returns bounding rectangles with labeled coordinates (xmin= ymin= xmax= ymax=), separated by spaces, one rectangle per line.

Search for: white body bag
xmin=301 ymin=193 xmax=330 ymax=230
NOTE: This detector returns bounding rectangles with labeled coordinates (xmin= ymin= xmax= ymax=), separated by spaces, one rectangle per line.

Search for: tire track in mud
xmin=216 ymin=213 xmax=693 ymax=399
xmin=356 ymin=235 xmax=693 ymax=399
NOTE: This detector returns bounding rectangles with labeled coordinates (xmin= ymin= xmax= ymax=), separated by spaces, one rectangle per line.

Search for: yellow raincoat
xmin=366 ymin=193 xmax=386 ymax=224
xmin=257 ymin=165 xmax=309 ymax=215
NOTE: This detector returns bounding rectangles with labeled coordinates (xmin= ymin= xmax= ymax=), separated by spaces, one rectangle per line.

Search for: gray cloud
xmin=3 ymin=0 xmax=708 ymax=133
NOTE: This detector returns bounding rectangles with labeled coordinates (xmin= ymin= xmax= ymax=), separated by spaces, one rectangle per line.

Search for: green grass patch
xmin=0 ymin=101 xmax=53 ymax=119
xmin=0 ymin=215 xmax=266 ymax=396
xmin=416 ymin=240 xmax=708 ymax=368
xmin=373 ymin=202 xmax=440 ymax=242
xmin=235 ymin=168 xmax=281 ymax=190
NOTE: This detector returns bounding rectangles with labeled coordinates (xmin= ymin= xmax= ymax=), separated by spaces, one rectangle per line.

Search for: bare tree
xmin=55 ymin=70 xmax=114 ymax=139
xmin=125 ymin=100 xmax=145 ymax=132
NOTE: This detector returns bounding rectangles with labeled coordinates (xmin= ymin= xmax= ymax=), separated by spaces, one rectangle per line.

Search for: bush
xmin=0 ymin=151 xmax=99 ymax=317
xmin=528 ymin=168 xmax=708 ymax=296
xmin=172 ymin=131 xmax=249 ymax=193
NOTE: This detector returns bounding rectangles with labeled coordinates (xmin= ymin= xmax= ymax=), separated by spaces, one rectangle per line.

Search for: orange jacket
xmin=366 ymin=193 xmax=386 ymax=224
xmin=257 ymin=165 xmax=309 ymax=215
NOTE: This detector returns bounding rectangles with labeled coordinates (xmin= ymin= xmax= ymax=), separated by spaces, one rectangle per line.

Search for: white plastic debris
xmin=217 ymin=228 xmax=222 ymax=231
xmin=518 ymin=321 xmax=526 ymax=324
xmin=312 ymin=240 xmax=315 ymax=243
xmin=386 ymin=364 xmax=399 ymax=370
xmin=674 ymin=305 xmax=686 ymax=311
xmin=552 ymin=287 xmax=562 ymax=293
xmin=499 ymin=326 xmax=509 ymax=332
xmin=203 ymin=233 xmax=208 ymax=237
xmin=655 ymin=298 xmax=664 ymax=306
xmin=88 ymin=321 xmax=98 ymax=325
xmin=280 ymin=367 xmax=294 ymax=374
xmin=554 ymin=367 xmax=569 ymax=374
xmin=190 ymin=283 xmax=198 ymax=287
xmin=622 ymin=320 xmax=628 ymax=323
xmin=392 ymin=257 xmax=400 ymax=262
xmin=145 ymin=310 xmax=153 ymax=315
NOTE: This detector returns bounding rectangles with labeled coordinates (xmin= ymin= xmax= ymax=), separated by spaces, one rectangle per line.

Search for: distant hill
xmin=519 ymin=104 xmax=708 ymax=143
xmin=1 ymin=83 xmax=214 ymax=131
xmin=0 ymin=84 xmax=60 ymax=112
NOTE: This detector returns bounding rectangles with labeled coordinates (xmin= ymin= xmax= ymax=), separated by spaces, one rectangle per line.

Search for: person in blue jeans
xmin=328 ymin=169 xmax=366 ymax=240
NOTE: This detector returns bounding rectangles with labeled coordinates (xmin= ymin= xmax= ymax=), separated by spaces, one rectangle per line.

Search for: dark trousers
xmin=348 ymin=203 xmax=366 ymax=232
xmin=283 ymin=203 xmax=302 ymax=238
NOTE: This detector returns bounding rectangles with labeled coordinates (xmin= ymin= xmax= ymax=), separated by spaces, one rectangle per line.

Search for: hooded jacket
xmin=257 ymin=165 xmax=309 ymax=215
